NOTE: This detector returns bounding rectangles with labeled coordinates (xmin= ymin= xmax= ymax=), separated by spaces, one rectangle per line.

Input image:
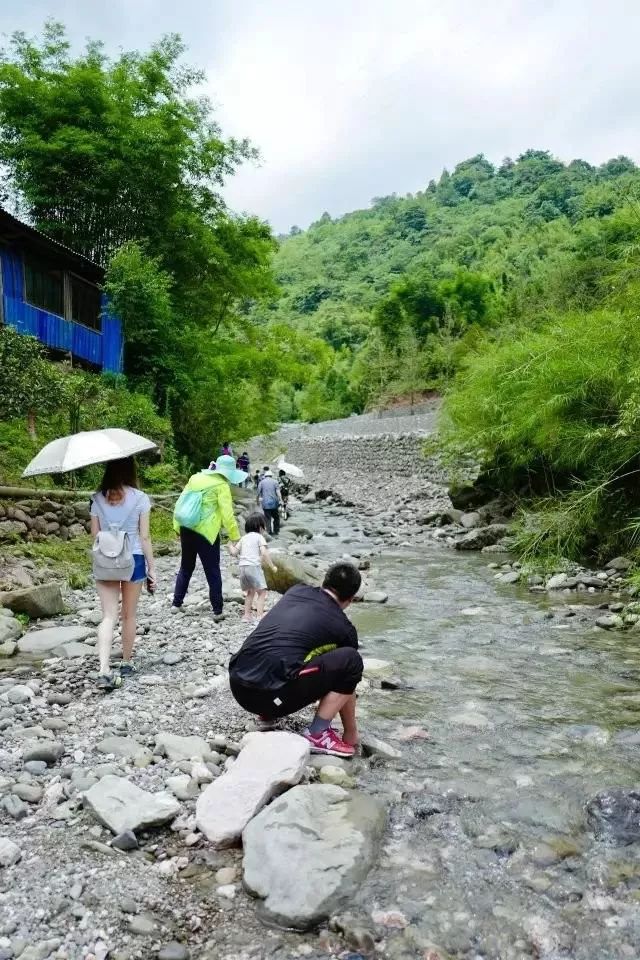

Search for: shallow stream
xmin=290 ymin=502 xmax=640 ymax=960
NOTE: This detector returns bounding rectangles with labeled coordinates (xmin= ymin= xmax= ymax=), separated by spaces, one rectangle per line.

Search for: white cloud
xmin=3 ymin=0 xmax=640 ymax=231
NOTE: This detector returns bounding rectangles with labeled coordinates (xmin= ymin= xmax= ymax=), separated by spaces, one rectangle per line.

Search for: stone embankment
xmin=249 ymin=398 xmax=451 ymax=510
xmin=0 ymin=490 xmax=177 ymax=547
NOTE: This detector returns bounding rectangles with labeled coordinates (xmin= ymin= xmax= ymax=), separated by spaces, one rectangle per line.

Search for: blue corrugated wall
xmin=0 ymin=247 xmax=123 ymax=373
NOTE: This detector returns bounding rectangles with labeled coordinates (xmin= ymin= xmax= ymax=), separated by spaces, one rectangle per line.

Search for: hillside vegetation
xmin=266 ymin=151 xmax=640 ymax=562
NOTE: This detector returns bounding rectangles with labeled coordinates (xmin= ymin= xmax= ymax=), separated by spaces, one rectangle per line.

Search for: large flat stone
xmin=0 ymin=584 xmax=65 ymax=619
xmin=84 ymin=775 xmax=180 ymax=834
xmin=243 ymin=783 xmax=386 ymax=929
xmin=18 ymin=625 xmax=92 ymax=655
xmin=196 ymin=731 xmax=309 ymax=847
xmin=155 ymin=732 xmax=211 ymax=762
xmin=97 ymin=737 xmax=152 ymax=762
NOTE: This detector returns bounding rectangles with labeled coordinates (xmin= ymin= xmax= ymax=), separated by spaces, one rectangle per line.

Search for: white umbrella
xmin=275 ymin=455 xmax=304 ymax=479
xmin=22 ymin=428 xmax=157 ymax=478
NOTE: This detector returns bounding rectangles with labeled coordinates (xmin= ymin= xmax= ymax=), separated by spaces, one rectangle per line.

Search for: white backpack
xmin=91 ymin=492 xmax=141 ymax=581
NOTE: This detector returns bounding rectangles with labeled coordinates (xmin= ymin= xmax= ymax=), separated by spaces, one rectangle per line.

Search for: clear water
xmin=290 ymin=504 xmax=640 ymax=959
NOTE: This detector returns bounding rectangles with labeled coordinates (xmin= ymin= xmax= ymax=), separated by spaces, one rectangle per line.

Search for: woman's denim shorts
xmin=131 ymin=555 xmax=147 ymax=583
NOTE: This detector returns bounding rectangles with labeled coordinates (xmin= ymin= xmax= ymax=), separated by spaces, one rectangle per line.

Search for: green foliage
xmin=443 ymin=301 xmax=640 ymax=561
xmin=267 ymin=148 xmax=639 ymax=413
xmin=0 ymin=327 xmax=61 ymax=423
xmin=0 ymin=22 xmax=253 ymax=266
xmin=0 ymin=369 xmax=174 ymax=487
xmin=0 ymin=22 xmax=285 ymax=468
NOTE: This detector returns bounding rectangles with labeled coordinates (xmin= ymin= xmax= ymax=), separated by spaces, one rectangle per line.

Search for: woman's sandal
xmin=96 ymin=673 xmax=122 ymax=691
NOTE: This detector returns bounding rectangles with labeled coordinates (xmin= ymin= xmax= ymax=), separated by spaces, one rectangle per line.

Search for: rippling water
xmin=292 ymin=503 xmax=640 ymax=960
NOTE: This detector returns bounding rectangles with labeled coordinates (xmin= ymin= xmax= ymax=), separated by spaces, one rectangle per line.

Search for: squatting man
xmin=228 ymin=562 xmax=363 ymax=758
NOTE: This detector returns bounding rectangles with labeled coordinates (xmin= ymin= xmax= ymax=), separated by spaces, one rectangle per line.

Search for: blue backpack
xmin=174 ymin=488 xmax=216 ymax=530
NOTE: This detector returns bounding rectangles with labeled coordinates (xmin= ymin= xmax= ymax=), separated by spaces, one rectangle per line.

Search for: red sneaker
xmin=303 ymin=727 xmax=356 ymax=758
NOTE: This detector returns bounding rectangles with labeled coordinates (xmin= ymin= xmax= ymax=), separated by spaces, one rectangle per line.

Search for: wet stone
xmin=158 ymin=944 xmax=190 ymax=960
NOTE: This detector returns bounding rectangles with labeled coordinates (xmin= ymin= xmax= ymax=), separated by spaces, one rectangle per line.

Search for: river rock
xmin=264 ymin=555 xmax=321 ymax=594
xmin=596 ymin=614 xmax=624 ymax=630
xmin=97 ymin=736 xmax=152 ymax=763
xmin=360 ymin=733 xmax=402 ymax=760
xmin=158 ymin=943 xmax=190 ymax=960
xmin=454 ymin=525 xmax=509 ymax=551
xmin=196 ymin=731 xmax=309 ymax=846
xmin=0 ymin=520 xmax=27 ymax=541
xmin=288 ymin=525 xmax=314 ymax=540
xmin=3 ymin=796 xmax=28 ymax=819
xmin=319 ymin=765 xmax=355 ymax=788
xmin=498 ymin=570 xmax=520 ymax=584
xmin=0 ymin=616 xmax=21 ymax=644
xmin=112 ymin=830 xmax=139 ymax=851
xmin=362 ymin=658 xmax=392 ymax=676
xmin=22 ymin=740 xmax=64 ymax=765
xmin=18 ymin=625 xmax=92 ymax=654
xmin=607 ymin=556 xmax=632 ymax=571
xmin=155 ymin=732 xmax=211 ymax=762
xmin=362 ymin=591 xmax=388 ymax=604
xmin=243 ymin=783 xmax=386 ymax=929
xmin=0 ymin=584 xmax=64 ymax=619
xmin=460 ymin=511 xmax=481 ymax=529
xmin=0 ymin=837 xmax=22 ymax=866
xmin=166 ymin=775 xmax=199 ymax=801
xmin=546 ymin=573 xmax=568 ymax=590
xmin=12 ymin=783 xmax=42 ymax=803
xmin=0 ymin=639 xmax=17 ymax=657
xmin=84 ymin=775 xmax=181 ymax=834
xmin=586 ymin=789 xmax=640 ymax=844
xmin=7 ymin=685 xmax=34 ymax=704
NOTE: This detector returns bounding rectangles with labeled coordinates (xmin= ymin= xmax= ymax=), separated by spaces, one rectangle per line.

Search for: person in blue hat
xmin=172 ymin=455 xmax=246 ymax=620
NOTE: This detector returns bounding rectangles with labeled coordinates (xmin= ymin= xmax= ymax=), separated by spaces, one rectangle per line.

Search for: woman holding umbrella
xmin=22 ymin=428 xmax=159 ymax=693
xmin=90 ymin=457 xmax=156 ymax=689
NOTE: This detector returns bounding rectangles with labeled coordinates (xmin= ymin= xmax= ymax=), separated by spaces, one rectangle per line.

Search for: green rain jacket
xmin=173 ymin=471 xmax=240 ymax=545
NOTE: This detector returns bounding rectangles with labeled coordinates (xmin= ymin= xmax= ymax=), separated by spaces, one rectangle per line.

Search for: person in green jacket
xmin=172 ymin=455 xmax=246 ymax=620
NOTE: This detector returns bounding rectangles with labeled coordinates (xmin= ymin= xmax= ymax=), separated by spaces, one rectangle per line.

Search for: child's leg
xmin=255 ymin=589 xmax=268 ymax=618
xmin=243 ymin=588 xmax=255 ymax=621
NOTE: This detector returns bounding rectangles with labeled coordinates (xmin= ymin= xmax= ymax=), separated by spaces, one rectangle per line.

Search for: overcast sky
xmin=3 ymin=1 xmax=640 ymax=231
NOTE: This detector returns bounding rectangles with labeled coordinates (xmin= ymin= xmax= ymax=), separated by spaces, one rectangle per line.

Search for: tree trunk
xmin=27 ymin=409 xmax=37 ymax=439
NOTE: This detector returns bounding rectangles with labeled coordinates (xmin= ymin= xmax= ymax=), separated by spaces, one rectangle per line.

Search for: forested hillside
xmin=265 ymin=151 xmax=640 ymax=562
xmin=263 ymin=150 xmax=640 ymax=420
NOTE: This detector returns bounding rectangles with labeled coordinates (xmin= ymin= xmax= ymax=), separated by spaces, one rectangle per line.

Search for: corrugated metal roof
xmin=0 ymin=207 xmax=104 ymax=281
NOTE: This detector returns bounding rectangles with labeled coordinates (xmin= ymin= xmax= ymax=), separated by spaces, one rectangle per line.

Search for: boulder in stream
xmin=454 ymin=525 xmax=509 ymax=551
xmin=264 ymin=554 xmax=321 ymax=594
xmin=242 ymin=783 xmax=386 ymax=929
xmin=586 ymin=789 xmax=640 ymax=845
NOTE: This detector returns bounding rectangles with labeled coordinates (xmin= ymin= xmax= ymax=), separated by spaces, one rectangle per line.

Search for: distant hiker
xmin=236 ymin=451 xmax=251 ymax=488
xmin=229 ymin=512 xmax=277 ymax=622
xmin=253 ymin=469 xmax=261 ymax=490
xmin=257 ymin=468 xmax=282 ymax=535
xmin=221 ymin=441 xmax=234 ymax=457
xmin=90 ymin=457 xmax=156 ymax=691
xmin=278 ymin=469 xmax=292 ymax=518
xmin=229 ymin=562 xmax=363 ymax=757
xmin=172 ymin=455 xmax=246 ymax=620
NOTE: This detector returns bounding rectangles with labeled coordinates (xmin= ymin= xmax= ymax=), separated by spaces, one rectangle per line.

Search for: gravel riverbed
xmin=3 ymin=445 xmax=640 ymax=960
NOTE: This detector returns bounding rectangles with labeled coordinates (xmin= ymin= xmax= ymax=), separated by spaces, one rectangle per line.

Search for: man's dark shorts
xmin=229 ymin=646 xmax=363 ymax=719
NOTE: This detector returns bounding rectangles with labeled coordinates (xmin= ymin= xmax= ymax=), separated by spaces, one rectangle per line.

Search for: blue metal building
xmin=0 ymin=209 xmax=123 ymax=373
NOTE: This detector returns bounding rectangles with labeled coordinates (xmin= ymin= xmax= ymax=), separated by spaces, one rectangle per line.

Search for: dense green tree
xmin=0 ymin=327 xmax=61 ymax=434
